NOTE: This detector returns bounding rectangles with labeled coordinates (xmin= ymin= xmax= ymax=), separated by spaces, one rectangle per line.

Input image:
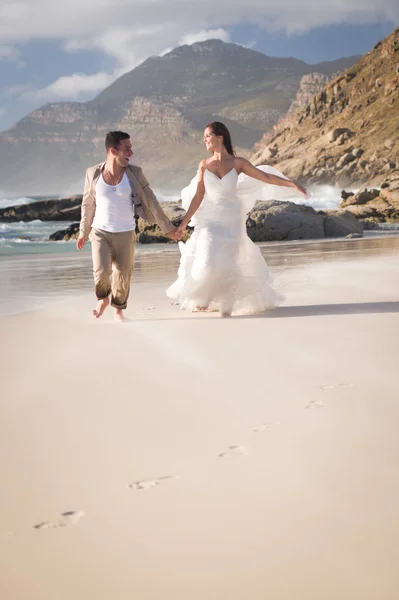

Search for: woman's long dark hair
xmin=206 ymin=121 xmax=236 ymax=156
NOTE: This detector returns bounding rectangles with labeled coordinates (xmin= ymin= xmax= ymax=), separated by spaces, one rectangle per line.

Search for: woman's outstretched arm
xmin=235 ymin=157 xmax=308 ymax=197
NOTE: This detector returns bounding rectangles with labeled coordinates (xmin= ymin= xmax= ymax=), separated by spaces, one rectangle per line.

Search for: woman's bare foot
xmin=192 ymin=306 xmax=208 ymax=312
xmin=92 ymin=297 xmax=109 ymax=318
xmin=114 ymin=308 xmax=126 ymax=323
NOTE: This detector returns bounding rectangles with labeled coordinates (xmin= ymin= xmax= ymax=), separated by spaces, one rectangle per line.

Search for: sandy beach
xmin=1 ymin=243 xmax=399 ymax=599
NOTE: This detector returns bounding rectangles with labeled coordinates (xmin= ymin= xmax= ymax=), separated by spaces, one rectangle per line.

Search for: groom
xmin=76 ymin=130 xmax=177 ymax=322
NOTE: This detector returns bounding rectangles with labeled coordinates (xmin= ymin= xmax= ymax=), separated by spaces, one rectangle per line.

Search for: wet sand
xmin=1 ymin=233 xmax=399 ymax=316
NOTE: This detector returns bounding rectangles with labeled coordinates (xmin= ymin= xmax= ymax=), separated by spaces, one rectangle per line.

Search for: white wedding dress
xmin=166 ymin=165 xmax=299 ymax=316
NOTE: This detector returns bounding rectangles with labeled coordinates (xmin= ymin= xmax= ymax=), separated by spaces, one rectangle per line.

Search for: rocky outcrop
xmin=136 ymin=203 xmax=189 ymax=243
xmin=46 ymin=202 xmax=188 ymax=243
xmin=321 ymin=210 xmax=364 ymax=237
xmin=339 ymin=178 xmax=399 ymax=226
xmin=0 ymin=196 xmax=82 ymax=222
xmin=246 ymin=201 xmax=325 ymax=241
xmin=251 ymin=27 xmax=399 ymax=189
xmin=49 ymin=223 xmax=80 ymax=241
xmin=47 ymin=200 xmax=363 ymax=243
xmin=288 ymin=73 xmax=332 ymax=114
xmin=246 ymin=201 xmax=363 ymax=241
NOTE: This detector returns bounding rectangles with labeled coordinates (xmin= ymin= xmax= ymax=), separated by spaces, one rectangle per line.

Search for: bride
xmin=166 ymin=121 xmax=308 ymax=317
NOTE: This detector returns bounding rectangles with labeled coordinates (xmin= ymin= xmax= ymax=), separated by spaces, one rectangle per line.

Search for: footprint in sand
xmin=251 ymin=421 xmax=281 ymax=433
xmin=305 ymin=383 xmax=355 ymax=409
xmin=320 ymin=383 xmax=355 ymax=391
xmin=218 ymin=445 xmax=248 ymax=459
xmin=305 ymin=399 xmax=325 ymax=409
xmin=33 ymin=511 xmax=84 ymax=530
xmin=143 ymin=306 xmax=156 ymax=311
xmin=58 ymin=511 xmax=85 ymax=527
xmin=128 ymin=476 xmax=180 ymax=490
xmin=33 ymin=521 xmax=52 ymax=530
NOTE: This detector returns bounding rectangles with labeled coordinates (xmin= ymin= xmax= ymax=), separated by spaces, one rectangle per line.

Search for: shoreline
xmin=1 ymin=226 xmax=399 ymax=256
xmin=1 ymin=234 xmax=399 ymax=317
xmin=0 ymin=235 xmax=399 ymax=316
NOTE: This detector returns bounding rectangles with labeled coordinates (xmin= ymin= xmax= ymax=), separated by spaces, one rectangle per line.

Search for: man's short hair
xmin=105 ymin=131 xmax=130 ymax=151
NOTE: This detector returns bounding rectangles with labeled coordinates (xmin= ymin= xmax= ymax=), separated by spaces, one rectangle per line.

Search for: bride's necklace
xmin=105 ymin=168 xmax=124 ymax=191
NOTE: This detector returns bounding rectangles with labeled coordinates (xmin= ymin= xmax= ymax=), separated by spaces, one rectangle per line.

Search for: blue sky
xmin=0 ymin=0 xmax=397 ymax=132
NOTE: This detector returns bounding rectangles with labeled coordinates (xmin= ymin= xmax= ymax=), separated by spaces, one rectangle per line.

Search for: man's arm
xmin=136 ymin=169 xmax=175 ymax=235
xmin=77 ymin=169 xmax=96 ymax=250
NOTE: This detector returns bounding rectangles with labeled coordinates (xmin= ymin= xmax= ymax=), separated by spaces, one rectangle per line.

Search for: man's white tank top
xmin=92 ymin=172 xmax=135 ymax=233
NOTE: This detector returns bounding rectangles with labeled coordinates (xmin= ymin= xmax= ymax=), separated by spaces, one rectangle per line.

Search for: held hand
xmin=76 ymin=237 xmax=86 ymax=250
xmin=175 ymin=222 xmax=187 ymax=240
xmin=166 ymin=229 xmax=179 ymax=242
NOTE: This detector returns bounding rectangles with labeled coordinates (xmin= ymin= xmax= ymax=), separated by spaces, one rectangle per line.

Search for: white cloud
xmin=23 ymin=71 xmax=121 ymax=102
xmin=2 ymin=0 xmax=398 ymax=106
xmin=0 ymin=2 xmax=27 ymax=20
xmin=179 ymin=28 xmax=231 ymax=46
xmin=63 ymin=25 xmax=165 ymax=67
xmin=241 ymin=40 xmax=257 ymax=49
xmin=0 ymin=1 xmax=396 ymax=44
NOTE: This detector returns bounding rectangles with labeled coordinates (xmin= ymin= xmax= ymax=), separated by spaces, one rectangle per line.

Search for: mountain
xmin=0 ymin=39 xmax=360 ymax=195
xmin=251 ymin=28 xmax=399 ymax=189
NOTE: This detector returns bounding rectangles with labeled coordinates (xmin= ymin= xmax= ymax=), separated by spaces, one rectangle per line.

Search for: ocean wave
xmin=292 ymin=185 xmax=344 ymax=211
xmin=1 ymin=237 xmax=75 ymax=245
xmin=0 ymin=220 xmax=73 ymax=236
xmin=0 ymin=219 xmax=45 ymax=231
xmin=154 ymin=190 xmax=180 ymax=203
xmin=13 ymin=238 xmax=48 ymax=244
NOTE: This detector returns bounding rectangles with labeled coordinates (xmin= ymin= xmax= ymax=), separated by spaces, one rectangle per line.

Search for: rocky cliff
xmin=253 ymin=72 xmax=331 ymax=151
xmin=251 ymin=28 xmax=399 ymax=189
xmin=0 ymin=40 xmax=358 ymax=195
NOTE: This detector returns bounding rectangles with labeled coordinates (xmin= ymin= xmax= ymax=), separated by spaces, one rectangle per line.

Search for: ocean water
xmin=0 ymin=220 xmax=79 ymax=255
xmin=0 ymin=190 xmax=181 ymax=255
xmin=0 ymin=185 xmax=349 ymax=256
xmin=0 ymin=194 xmax=76 ymax=255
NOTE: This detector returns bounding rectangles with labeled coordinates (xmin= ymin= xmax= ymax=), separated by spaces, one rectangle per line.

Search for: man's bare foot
xmin=92 ymin=297 xmax=109 ymax=318
xmin=114 ymin=308 xmax=126 ymax=323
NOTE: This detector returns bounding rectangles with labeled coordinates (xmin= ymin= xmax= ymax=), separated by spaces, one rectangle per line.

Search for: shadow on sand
xmin=258 ymin=301 xmax=399 ymax=319
xmin=142 ymin=301 xmax=399 ymax=322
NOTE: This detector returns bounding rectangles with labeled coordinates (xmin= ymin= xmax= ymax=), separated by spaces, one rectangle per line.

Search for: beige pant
xmin=90 ymin=228 xmax=136 ymax=309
